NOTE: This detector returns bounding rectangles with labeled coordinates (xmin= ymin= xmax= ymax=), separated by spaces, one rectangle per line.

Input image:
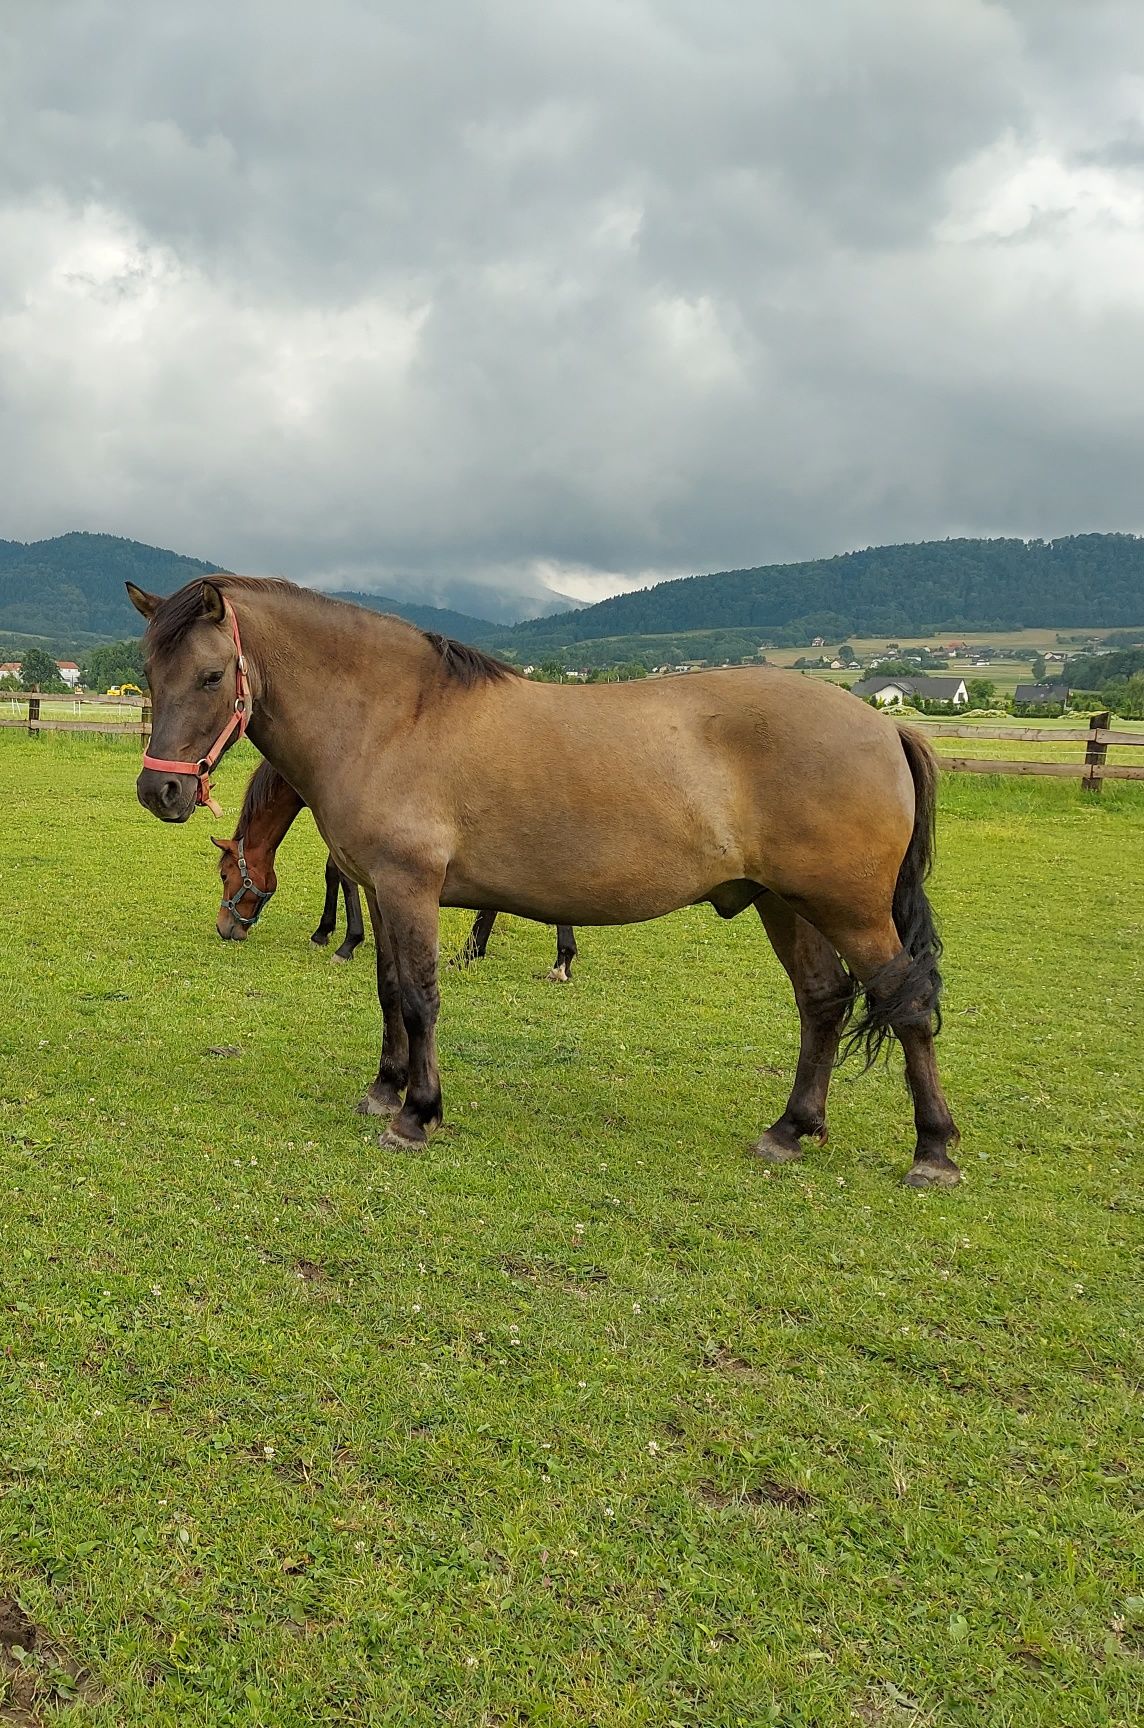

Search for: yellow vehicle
xmin=106 ymin=683 xmax=143 ymax=697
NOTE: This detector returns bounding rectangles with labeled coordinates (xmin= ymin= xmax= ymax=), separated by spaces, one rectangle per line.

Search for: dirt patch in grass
xmin=0 ymin=1597 xmax=103 ymax=1722
xmin=698 ymin=1480 xmax=815 ymax=1511
xmin=700 ymin=1344 xmax=754 ymax=1374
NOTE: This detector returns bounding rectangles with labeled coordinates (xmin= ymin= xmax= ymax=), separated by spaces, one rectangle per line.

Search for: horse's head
xmin=128 ymin=579 xmax=252 ymax=822
xmin=211 ymin=835 xmax=276 ymax=941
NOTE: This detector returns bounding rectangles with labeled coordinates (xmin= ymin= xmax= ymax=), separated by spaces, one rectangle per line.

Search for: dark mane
xmin=234 ymin=758 xmax=292 ymax=840
xmin=422 ymin=632 xmax=518 ymax=686
xmin=146 ymin=574 xmax=300 ymax=657
xmin=147 ymin=574 xmax=518 ymax=686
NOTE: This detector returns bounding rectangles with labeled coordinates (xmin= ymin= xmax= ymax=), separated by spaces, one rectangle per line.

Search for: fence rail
xmin=914 ymin=711 xmax=1144 ymax=791
xmin=1 ymin=691 xmax=152 ymax=742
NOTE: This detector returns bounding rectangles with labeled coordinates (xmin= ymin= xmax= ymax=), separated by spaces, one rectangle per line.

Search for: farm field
xmin=1 ymin=733 xmax=1141 ymax=1727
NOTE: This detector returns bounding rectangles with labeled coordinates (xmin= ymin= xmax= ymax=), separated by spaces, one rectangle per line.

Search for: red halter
xmin=142 ymin=597 xmax=251 ymax=818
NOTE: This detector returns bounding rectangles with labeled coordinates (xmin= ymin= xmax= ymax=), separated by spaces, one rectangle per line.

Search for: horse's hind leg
xmin=820 ymin=913 xmax=960 ymax=1187
xmin=311 ymin=855 xmax=341 ymax=947
xmin=752 ymin=896 xmax=853 ymax=1165
xmin=333 ymin=876 xmax=365 ymax=961
xmin=546 ymin=925 xmax=578 ymax=982
xmin=452 ymin=910 xmax=496 ymax=967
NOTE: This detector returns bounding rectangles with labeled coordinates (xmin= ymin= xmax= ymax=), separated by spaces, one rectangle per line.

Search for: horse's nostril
xmin=161 ymin=778 xmax=182 ymax=806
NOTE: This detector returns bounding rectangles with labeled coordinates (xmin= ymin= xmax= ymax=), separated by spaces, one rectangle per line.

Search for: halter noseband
xmin=220 ymin=835 xmax=274 ymax=929
xmin=141 ymin=596 xmax=251 ymax=818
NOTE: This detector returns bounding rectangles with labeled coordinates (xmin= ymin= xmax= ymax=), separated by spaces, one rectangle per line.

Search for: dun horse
xmin=131 ymin=576 xmax=961 ymax=1186
xmin=215 ymin=758 xmax=579 ymax=977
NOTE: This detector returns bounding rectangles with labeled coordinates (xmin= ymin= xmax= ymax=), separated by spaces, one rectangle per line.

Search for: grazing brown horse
xmin=129 ymin=575 xmax=961 ymax=1186
xmin=212 ymin=762 xmax=365 ymax=958
xmin=216 ymin=758 xmax=580 ymax=975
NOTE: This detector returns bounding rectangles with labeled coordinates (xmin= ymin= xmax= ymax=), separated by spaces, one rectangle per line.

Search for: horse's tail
xmin=842 ymin=723 xmax=944 ymax=1068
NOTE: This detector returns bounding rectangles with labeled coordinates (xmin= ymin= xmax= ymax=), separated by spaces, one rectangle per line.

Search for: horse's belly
xmin=441 ymin=846 xmax=723 ymax=927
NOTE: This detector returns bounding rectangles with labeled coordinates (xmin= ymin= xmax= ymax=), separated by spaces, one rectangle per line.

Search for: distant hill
xmin=0 ymin=535 xmax=500 ymax=647
xmin=496 ymin=535 xmax=1144 ymax=659
xmin=0 ymin=533 xmax=225 ymax=639
xmin=328 ymin=590 xmax=498 ymax=642
xmin=5 ymin=529 xmax=1144 ymax=662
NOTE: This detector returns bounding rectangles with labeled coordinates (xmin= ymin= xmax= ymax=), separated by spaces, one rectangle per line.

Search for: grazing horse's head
xmin=211 ymin=835 xmax=277 ymax=942
xmin=128 ymin=578 xmax=251 ymax=823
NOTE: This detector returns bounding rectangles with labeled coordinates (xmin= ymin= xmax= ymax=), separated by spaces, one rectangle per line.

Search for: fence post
xmin=26 ymin=693 xmax=40 ymax=736
xmin=1083 ymin=710 xmax=1110 ymax=795
xmin=141 ymin=697 xmax=152 ymax=748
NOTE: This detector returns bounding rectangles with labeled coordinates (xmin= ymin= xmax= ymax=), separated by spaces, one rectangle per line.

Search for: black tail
xmin=841 ymin=724 xmax=944 ymax=1069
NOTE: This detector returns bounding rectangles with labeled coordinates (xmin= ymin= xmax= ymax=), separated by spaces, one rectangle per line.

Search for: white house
xmin=57 ymin=661 xmax=81 ymax=687
xmin=849 ymin=675 xmax=969 ymax=708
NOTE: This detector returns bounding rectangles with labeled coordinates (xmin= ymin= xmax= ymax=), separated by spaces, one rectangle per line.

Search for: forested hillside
xmin=0 ymin=535 xmax=499 ymax=646
xmin=4 ymin=530 xmax=1144 ymax=658
xmin=0 ymin=534 xmax=224 ymax=639
xmin=499 ymin=535 xmax=1144 ymax=657
xmin=329 ymin=590 xmax=497 ymax=641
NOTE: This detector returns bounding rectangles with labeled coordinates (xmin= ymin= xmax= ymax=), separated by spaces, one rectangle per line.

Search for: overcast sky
xmin=2 ymin=0 xmax=1142 ymax=618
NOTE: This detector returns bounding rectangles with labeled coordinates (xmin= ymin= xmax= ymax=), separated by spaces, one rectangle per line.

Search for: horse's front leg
xmin=334 ymin=875 xmax=365 ymax=961
xmin=452 ymin=909 xmax=496 ymax=967
xmin=356 ymin=890 xmax=408 ymax=1118
xmin=372 ymin=878 xmax=443 ymax=1150
xmin=311 ymin=855 xmax=341 ymax=947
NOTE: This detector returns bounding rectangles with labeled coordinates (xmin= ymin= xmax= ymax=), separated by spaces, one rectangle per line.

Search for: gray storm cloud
xmin=1 ymin=0 xmax=1142 ymax=616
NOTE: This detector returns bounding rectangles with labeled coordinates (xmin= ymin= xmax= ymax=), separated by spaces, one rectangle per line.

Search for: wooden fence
xmin=0 ymin=691 xmax=152 ymax=741
xmin=914 ymin=711 xmax=1144 ymax=792
xmin=3 ymin=692 xmax=1142 ymax=792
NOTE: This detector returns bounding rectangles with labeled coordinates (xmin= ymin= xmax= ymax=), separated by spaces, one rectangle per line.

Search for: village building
xmin=849 ymin=674 xmax=969 ymax=708
xmin=1013 ymin=682 xmax=1069 ymax=709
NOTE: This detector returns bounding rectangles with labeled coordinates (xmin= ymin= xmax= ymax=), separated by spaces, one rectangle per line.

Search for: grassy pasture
xmin=0 ymin=733 xmax=1141 ymax=1727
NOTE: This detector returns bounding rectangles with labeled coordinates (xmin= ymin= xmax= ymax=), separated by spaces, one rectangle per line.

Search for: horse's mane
xmin=147 ymin=575 xmax=518 ymax=688
xmin=421 ymin=631 xmax=517 ymax=686
xmin=234 ymin=758 xmax=290 ymax=841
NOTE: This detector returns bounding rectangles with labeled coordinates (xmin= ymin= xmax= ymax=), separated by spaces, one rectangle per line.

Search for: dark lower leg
xmin=334 ymin=877 xmax=365 ymax=960
xmin=823 ymin=914 xmax=960 ymax=1186
xmin=311 ymin=856 xmax=341 ymax=945
xmin=753 ymin=897 xmax=852 ymax=1162
xmin=896 ymin=1018 xmax=961 ymax=1185
xmin=376 ymin=889 xmax=443 ymax=1147
xmin=357 ymin=894 xmax=408 ymax=1116
xmin=547 ymin=924 xmax=578 ymax=981
xmin=455 ymin=909 xmax=496 ymax=965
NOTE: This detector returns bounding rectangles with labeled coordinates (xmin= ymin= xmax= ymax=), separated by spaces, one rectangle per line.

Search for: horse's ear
xmin=200 ymin=581 xmax=226 ymax=624
xmin=125 ymin=582 xmax=160 ymax=620
xmin=209 ymin=835 xmax=230 ymax=852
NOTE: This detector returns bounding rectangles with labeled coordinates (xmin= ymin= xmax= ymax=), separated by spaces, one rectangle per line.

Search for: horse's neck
xmin=238 ymin=589 xmax=425 ymax=796
xmin=245 ymin=778 xmax=303 ymax=862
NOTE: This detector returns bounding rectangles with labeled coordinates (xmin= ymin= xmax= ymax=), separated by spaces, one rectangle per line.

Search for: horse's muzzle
xmin=136 ymin=767 xmax=198 ymax=823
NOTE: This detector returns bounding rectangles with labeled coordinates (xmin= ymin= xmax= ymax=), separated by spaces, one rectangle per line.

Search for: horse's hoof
xmin=378 ymin=1126 xmax=427 ymax=1152
xmin=902 ymin=1160 xmax=962 ymax=1188
xmin=751 ymin=1132 xmax=803 ymax=1165
xmin=331 ymin=951 xmax=352 ymax=963
xmin=545 ymin=965 xmax=570 ymax=983
xmin=357 ymin=1086 xmax=402 ymax=1118
xmin=310 ymin=933 xmax=330 ymax=948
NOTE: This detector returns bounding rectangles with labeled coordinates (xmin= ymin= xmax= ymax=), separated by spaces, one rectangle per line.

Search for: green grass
xmin=1 ymin=734 xmax=1141 ymax=1727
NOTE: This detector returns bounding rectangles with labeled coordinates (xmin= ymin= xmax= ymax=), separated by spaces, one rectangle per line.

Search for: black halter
xmin=220 ymin=835 xmax=274 ymax=928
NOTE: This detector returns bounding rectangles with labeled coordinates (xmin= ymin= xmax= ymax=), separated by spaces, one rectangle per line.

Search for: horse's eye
xmin=203 ymin=670 xmax=223 ymax=689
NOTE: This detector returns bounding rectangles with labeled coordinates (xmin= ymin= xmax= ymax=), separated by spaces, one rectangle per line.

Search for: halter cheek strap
xmin=142 ymin=597 xmax=251 ymax=817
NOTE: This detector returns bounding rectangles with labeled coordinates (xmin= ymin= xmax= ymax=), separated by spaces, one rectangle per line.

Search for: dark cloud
xmin=1 ymin=0 xmax=1141 ymax=613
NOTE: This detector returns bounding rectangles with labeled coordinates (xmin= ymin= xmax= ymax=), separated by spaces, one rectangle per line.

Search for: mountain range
xmin=3 ymin=529 xmax=1144 ymax=664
